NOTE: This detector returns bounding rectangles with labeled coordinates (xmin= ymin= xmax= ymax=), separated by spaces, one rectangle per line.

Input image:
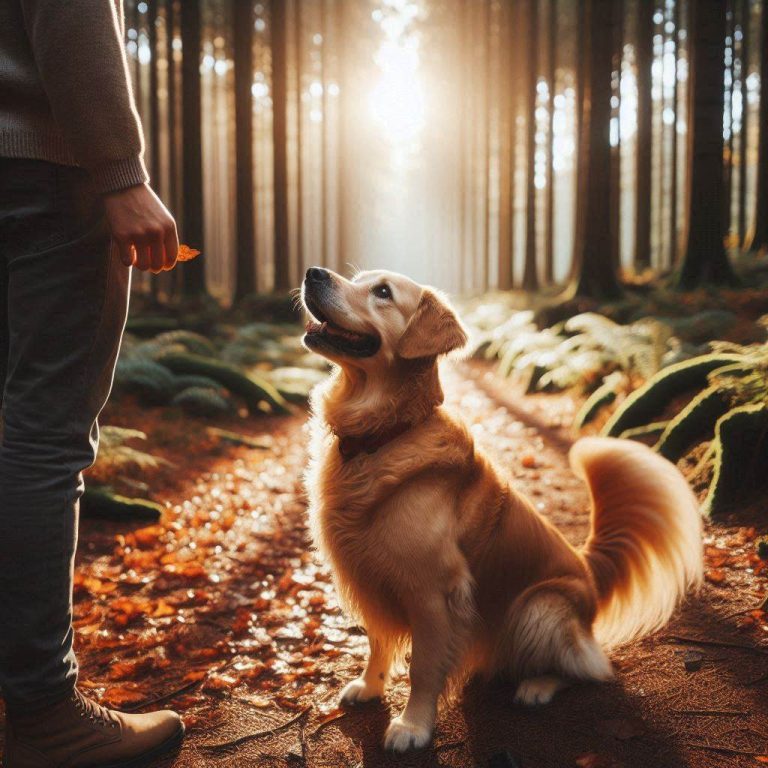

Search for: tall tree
xmin=497 ymin=0 xmax=514 ymax=290
xmin=747 ymin=0 xmax=768 ymax=252
xmin=609 ymin=0 xmax=623 ymax=271
xmin=293 ymin=0 xmax=304 ymax=276
xmin=543 ymin=0 xmax=556 ymax=285
xmin=180 ymin=0 xmax=206 ymax=296
xmin=724 ymin=5 xmax=735 ymax=234
xmin=147 ymin=0 xmax=161 ymax=299
xmin=166 ymin=0 xmax=179 ymax=216
xmin=737 ymin=0 xmax=749 ymax=244
xmin=482 ymin=0 xmax=492 ymax=290
xmin=634 ymin=0 xmax=654 ymax=271
xmin=566 ymin=0 xmax=623 ymax=299
xmin=675 ymin=0 xmax=738 ymax=287
xmin=233 ymin=0 xmax=256 ymax=300
xmin=522 ymin=0 xmax=539 ymax=292
xmin=669 ymin=0 xmax=681 ymax=266
xmin=336 ymin=0 xmax=350 ymax=273
xmin=271 ymin=0 xmax=290 ymax=290
xmin=147 ymin=0 xmax=160 ymax=186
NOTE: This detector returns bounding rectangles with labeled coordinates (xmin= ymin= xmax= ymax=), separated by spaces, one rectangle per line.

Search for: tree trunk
xmin=724 ymin=2 xmax=735 ymax=235
xmin=567 ymin=0 xmax=623 ymax=299
xmin=669 ymin=0 xmax=680 ymax=266
xmin=233 ymin=0 xmax=256 ymax=300
xmin=522 ymin=0 xmax=539 ymax=292
xmin=148 ymin=0 xmax=160 ymax=186
xmin=747 ymin=0 xmax=768 ymax=252
xmin=634 ymin=0 xmax=653 ymax=271
xmin=482 ymin=0 xmax=491 ymax=291
xmin=336 ymin=0 xmax=350 ymax=274
xmin=497 ymin=0 xmax=514 ymax=290
xmin=294 ymin=0 xmax=304 ymax=275
xmin=271 ymin=0 xmax=290 ymax=291
xmin=737 ymin=0 xmax=749 ymax=244
xmin=609 ymin=0 xmax=623 ymax=272
xmin=544 ymin=0 xmax=556 ymax=285
xmin=166 ymin=0 xmax=179 ymax=216
xmin=675 ymin=0 xmax=738 ymax=287
xmin=180 ymin=0 xmax=206 ymax=296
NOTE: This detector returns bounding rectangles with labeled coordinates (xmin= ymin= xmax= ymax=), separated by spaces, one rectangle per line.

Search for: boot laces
xmin=72 ymin=689 xmax=118 ymax=729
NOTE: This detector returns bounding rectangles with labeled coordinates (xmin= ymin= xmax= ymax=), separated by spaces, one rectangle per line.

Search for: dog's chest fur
xmin=305 ymin=411 xmax=476 ymax=619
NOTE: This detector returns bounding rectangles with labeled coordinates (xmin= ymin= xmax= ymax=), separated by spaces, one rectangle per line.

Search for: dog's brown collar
xmin=336 ymin=421 xmax=413 ymax=461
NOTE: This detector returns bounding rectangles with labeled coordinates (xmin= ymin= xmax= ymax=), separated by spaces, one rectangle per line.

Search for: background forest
xmin=123 ymin=0 xmax=768 ymax=302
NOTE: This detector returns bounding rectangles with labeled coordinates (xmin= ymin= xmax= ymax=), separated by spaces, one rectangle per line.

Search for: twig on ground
xmin=201 ymin=706 xmax=312 ymax=752
xmin=123 ymin=678 xmax=203 ymax=712
xmin=306 ymin=710 xmax=347 ymax=739
xmin=672 ymin=709 xmax=750 ymax=717
xmin=684 ymin=741 xmax=768 ymax=757
xmin=665 ymin=634 xmax=768 ymax=656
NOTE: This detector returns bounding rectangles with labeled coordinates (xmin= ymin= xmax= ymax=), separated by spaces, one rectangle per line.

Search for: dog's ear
xmin=397 ymin=289 xmax=468 ymax=359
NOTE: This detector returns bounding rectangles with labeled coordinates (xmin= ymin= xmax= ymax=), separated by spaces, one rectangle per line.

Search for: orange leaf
xmin=177 ymin=244 xmax=201 ymax=262
xmin=705 ymin=568 xmax=727 ymax=585
xmin=102 ymin=685 xmax=146 ymax=707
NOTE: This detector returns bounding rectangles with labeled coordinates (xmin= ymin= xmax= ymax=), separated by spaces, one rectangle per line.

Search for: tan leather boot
xmin=3 ymin=689 xmax=184 ymax=768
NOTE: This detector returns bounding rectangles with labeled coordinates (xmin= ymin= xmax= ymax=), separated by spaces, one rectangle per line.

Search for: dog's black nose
xmin=306 ymin=267 xmax=330 ymax=282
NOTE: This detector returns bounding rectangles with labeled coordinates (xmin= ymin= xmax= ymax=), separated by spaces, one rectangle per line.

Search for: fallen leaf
xmin=177 ymin=244 xmax=201 ymax=262
xmin=705 ymin=568 xmax=727 ymax=585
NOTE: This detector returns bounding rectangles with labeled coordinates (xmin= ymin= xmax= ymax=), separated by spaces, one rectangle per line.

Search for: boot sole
xmin=2 ymin=722 xmax=185 ymax=768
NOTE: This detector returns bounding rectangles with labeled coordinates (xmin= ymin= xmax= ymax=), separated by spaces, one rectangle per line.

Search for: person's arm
xmin=20 ymin=0 xmax=146 ymax=193
xmin=21 ymin=0 xmax=178 ymax=272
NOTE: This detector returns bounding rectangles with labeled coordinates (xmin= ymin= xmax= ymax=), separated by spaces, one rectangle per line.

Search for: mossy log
xmin=81 ymin=486 xmax=163 ymax=521
xmin=152 ymin=330 xmax=218 ymax=358
xmin=156 ymin=352 xmax=290 ymax=414
xmin=602 ymin=353 xmax=744 ymax=437
xmin=171 ymin=387 xmax=232 ymax=417
xmin=125 ymin=316 xmax=180 ymax=337
xmin=574 ymin=373 xmax=626 ymax=430
xmin=114 ymin=359 xmax=178 ymax=405
xmin=618 ymin=421 xmax=670 ymax=442
xmin=704 ymin=403 xmax=768 ymax=516
xmin=655 ymin=386 xmax=732 ymax=462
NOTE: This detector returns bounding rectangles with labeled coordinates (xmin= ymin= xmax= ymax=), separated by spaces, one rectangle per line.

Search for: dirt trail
xmin=2 ymin=362 xmax=767 ymax=768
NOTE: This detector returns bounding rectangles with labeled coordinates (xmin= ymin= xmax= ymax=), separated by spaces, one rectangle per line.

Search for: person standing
xmin=0 ymin=1 xmax=185 ymax=765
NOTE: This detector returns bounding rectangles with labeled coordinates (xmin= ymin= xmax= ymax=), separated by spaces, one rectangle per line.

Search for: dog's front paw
xmin=383 ymin=716 xmax=432 ymax=752
xmin=339 ymin=677 xmax=382 ymax=706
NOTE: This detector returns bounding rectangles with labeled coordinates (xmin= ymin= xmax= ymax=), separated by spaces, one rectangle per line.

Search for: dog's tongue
xmin=305 ymin=319 xmax=326 ymax=333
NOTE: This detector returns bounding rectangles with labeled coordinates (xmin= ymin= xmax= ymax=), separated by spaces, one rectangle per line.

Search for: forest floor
xmin=2 ymin=361 xmax=768 ymax=768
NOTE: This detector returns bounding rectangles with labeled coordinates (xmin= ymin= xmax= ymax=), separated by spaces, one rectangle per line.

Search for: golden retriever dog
xmin=301 ymin=266 xmax=703 ymax=753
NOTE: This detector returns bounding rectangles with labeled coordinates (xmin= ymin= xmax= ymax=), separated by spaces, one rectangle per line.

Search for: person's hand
xmin=103 ymin=184 xmax=179 ymax=273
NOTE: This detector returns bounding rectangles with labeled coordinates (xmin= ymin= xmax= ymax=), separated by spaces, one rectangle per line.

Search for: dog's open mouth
xmin=303 ymin=296 xmax=380 ymax=358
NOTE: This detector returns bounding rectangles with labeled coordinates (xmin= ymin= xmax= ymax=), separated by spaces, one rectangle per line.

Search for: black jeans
xmin=0 ymin=159 xmax=130 ymax=712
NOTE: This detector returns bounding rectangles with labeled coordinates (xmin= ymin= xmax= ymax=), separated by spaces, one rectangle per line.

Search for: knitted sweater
xmin=0 ymin=0 xmax=148 ymax=194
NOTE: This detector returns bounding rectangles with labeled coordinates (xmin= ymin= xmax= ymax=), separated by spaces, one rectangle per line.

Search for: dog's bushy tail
xmin=570 ymin=437 xmax=703 ymax=649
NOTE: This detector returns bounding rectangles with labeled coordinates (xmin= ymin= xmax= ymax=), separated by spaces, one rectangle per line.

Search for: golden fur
xmin=302 ymin=268 xmax=703 ymax=752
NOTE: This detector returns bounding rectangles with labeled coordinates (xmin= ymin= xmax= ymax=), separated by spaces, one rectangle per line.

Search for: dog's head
xmin=301 ymin=267 xmax=467 ymax=370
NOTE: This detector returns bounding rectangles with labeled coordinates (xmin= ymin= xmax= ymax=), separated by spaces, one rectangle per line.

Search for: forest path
xmin=2 ymin=363 xmax=767 ymax=768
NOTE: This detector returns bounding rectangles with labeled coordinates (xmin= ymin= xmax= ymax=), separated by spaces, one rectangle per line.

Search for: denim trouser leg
xmin=0 ymin=159 xmax=130 ymax=712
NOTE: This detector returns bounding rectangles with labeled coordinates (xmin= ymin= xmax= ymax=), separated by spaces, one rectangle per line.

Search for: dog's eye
xmin=373 ymin=284 xmax=392 ymax=300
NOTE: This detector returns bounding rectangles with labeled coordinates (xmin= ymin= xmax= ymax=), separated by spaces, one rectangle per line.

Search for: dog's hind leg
xmin=339 ymin=634 xmax=393 ymax=705
xmin=504 ymin=581 xmax=613 ymax=707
